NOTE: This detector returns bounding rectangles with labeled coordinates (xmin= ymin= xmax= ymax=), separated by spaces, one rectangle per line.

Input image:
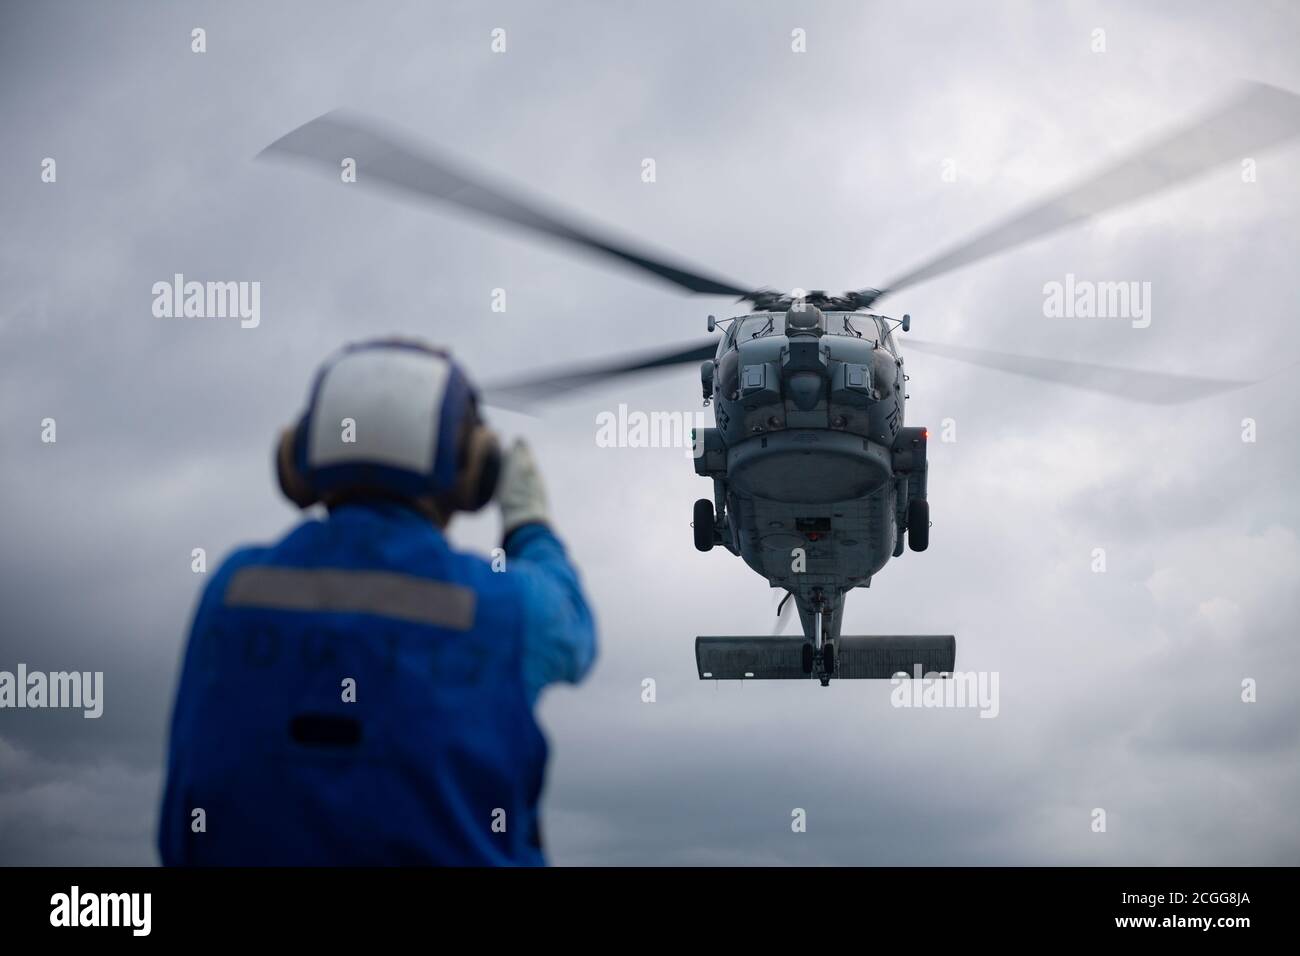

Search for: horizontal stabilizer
xmin=696 ymin=636 xmax=807 ymax=680
xmin=695 ymin=635 xmax=955 ymax=680
xmin=835 ymin=635 xmax=955 ymax=679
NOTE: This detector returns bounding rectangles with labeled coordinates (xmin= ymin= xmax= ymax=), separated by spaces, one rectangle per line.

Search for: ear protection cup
xmin=275 ymin=426 xmax=319 ymax=508
xmin=474 ymin=433 xmax=503 ymax=510
xmin=450 ymin=423 xmax=502 ymax=512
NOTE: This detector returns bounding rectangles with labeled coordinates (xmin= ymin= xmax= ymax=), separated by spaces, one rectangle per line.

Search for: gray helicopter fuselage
xmin=694 ymin=308 xmax=929 ymax=642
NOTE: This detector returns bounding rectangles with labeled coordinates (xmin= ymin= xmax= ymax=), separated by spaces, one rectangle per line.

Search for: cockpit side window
xmin=875 ymin=317 xmax=901 ymax=356
xmin=718 ymin=317 xmax=742 ymax=357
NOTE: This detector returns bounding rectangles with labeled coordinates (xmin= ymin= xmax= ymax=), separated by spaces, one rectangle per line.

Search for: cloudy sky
xmin=1 ymin=0 xmax=1298 ymax=865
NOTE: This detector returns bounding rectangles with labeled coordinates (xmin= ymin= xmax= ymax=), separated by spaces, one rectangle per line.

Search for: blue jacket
xmin=158 ymin=502 xmax=596 ymax=866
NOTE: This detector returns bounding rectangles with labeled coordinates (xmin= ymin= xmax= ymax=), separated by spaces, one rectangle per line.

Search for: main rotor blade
xmin=484 ymin=339 xmax=718 ymax=406
xmin=866 ymin=82 xmax=1300 ymax=305
xmin=260 ymin=111 xmax=754 ymax=298
xmin=902 ymin=337 xmax=1255 ymax=404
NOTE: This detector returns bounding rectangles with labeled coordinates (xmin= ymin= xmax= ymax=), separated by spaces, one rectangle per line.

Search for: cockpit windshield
xmin=737 ymin=314 xmax=783 ymax=340
xmin=732 ymin=312 xmax=884 ymax=343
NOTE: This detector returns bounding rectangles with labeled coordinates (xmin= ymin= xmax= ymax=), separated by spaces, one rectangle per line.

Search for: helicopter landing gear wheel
xmin=907 ymin=498 xmax=930 ymax=552
xmin=693 ymin=499 xmax=715 ymax=552
xmin=801 ymin=642 xmax=815 ymax=675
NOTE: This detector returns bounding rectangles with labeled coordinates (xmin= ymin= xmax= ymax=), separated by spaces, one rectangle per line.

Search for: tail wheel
xmin=907 ymin=498 xmax=930 ymax=552
xmin=693 ymin=498 xmax=715 ymax=552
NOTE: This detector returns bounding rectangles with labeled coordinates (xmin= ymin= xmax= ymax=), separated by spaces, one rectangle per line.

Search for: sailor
xmin=159 ymin=339 xmax=597 ymax=865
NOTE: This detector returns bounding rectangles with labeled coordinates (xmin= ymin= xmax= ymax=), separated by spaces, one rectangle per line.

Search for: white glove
xmin=497 ymin=438 xmax=551 ymax=535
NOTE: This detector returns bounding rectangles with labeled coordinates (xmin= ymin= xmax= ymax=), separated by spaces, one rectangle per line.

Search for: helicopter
xmin=261 ymin=82 xmax=1300 ymax=686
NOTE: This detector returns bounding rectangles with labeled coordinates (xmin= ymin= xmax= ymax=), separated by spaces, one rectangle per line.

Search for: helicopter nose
xmin=786 ymin=371 xmax=822 ymax=411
